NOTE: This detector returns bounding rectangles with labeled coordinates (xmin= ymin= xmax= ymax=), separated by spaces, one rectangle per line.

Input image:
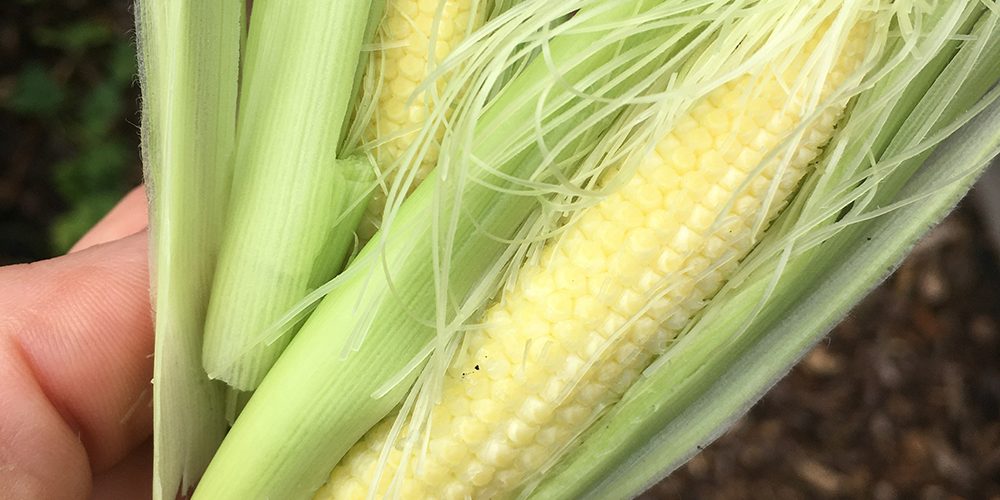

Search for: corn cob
xmin=531 ymin=7 xmax=1000 ymax=495
xmin=359 ymin=0 xmax=479 ymax=240
xmin=318 ymin=18 xmax=870 ymax=500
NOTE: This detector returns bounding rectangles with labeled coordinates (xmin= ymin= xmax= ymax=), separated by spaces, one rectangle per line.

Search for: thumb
xmin=0 ymin=231 xmax=152 ymax=499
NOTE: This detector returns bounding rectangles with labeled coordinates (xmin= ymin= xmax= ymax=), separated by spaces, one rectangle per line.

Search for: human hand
xmin=1 ymin=187 xmax=153 ymax=500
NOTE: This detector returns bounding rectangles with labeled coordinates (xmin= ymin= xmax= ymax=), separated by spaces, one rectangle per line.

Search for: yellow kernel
xmin=607 ymin=200 xmax=643 ymax=226
xmin=573 ymin=295 xmax=607 ymax=325
xmin=614 ymin=341 xmax=641 ymax=364
xmin=522 ymin=272 xmax=555 ymax=301
xmin=679 ymin=127 xmax=714 ymax=152
xmin=407 ymin=104 xmax=429 ymax=123
xmin=631 ymin=182 xmax=663 ymax=211
xmin=656 ymin=248 xmax=683 ymax=274
xmin=596 ymin=221 xmax=627 ymax=253
xmin=399 ymin=54 xmax=424 ymax=79
xmin=569 ymin=240 xmax=607 ymax=271
xmin=418 ymin=0 xmax=441 ymax=14
xmin=478 ymin=438 xmax=515 ymax=468
xmin=463 ymin=377 xmax=489 ymax=399
xmin=599 ymin=313 xmax=628 ymax=340
xmin=442 ymin=482 xmax=471 ymax=500
xmin=387 ymin=16 xmax=412 ymax=38
xmin=552 ymin=261 xmax=586 ymax=294
xmin=668 ymin=146 xmax=697 ymax=172
xmin=577 ymin=382 xmax=607 ymax=406
xmin=414 ymin=13 xmax=436 ymax=33
xmin=626 ymin=227 xmax=658 ymax=256
xmin=537 ymin=427 xmax=570 ymax=448
xmin=436 ymin=19 xmax=455 ymax=39
xmin=481 ymin=355 xmax=511 ymax=381
xmin=615 ymin=288 xmax=646 ymax=315
xmin=390 ymin=77 xmax=417 ymax=99
xmin=555 ymin=404 xmax=590 ymax=427
xmin=494 ymin=469 xmax=521 ymax=488
xmin=576 ymin=212 xmax=604 ymax=237
xmin=749 ymin=129 xmax=778 ymax=153
xmin=704 ymin=107 xmax=732 ymax=135
xmin=491 ymin=378 xmax=519 ymax=401
xmin=689 ymin=205 xmax=715 ymax=231
xmin=458 ymin=417 xmax=488 ymax=444
xmin=646 ymin=209 xmax=675 ymax=234
xmin=518 ymin=445 xmax=548 ymax=471
xmin=552 ymin=319 xmax=583 ymax=345
xmin=506 ymin=419 xmax=537 ymax=447
xmin=635 ymin=269 xmax=663 ymax=292
xmin=607 ymin=253 xmax=641 ymax=282
xmin=543 ymin=292 xmax=573 ymax=321
xmin=517 ymin=396 xmax=553 ymax=426
xmin=466 ymin=461 xmax=495 ymax=487
xmin=560 ymin=354 xmax=587 ymax=381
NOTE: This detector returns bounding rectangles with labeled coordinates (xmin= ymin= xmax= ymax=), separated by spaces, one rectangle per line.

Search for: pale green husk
xmin=135 ymin=1 xmax=242 ymax=498
xmin=200 ymin=0 xmax=378 ymax=391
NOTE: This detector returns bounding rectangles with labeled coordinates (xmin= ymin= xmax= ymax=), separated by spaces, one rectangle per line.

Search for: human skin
xmin=0 ymin=186 xmax=153 ymax=500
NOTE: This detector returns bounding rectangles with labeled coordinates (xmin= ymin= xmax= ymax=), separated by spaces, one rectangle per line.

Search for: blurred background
xmin=0 ymin=2 xmax=997 ymax=498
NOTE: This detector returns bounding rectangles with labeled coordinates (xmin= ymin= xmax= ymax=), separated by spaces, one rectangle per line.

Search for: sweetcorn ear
xmin=530 ymin=7 xmax=1000 ymax=497
xmin=359 ymin=0 xmax=482 ymax=240
xmin=132 ymin=0 xmax=1000 ymax=498
xmin=192 ymin=1 xmax=714 ymax=497
xmin=318 ymin=16 xmax=870 ymax=500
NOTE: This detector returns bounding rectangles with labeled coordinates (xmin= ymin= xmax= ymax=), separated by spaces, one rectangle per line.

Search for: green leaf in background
xmin=107 ymin=41 xmax=139 ymax=84
xmin=35 ymin=21 xmax=114 ymax=52
xmin=52 ymin=140 xmax=128 ymax=200
xmin=10 ymin=26 xmax=140 ymax=254
xmin=7 ymin=63 xmax=65 ymax=117
xmin=50 ymin=192 xmax=120 ymax=251
xmin=79 ymin=81 xmax=125 ymax=141
xmin=49 ymin=140 xmax=129 ymax=253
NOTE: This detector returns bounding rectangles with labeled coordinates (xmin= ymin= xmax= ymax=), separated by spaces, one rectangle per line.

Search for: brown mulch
xmin=644 ymin=204 xmax=1000 ymax=499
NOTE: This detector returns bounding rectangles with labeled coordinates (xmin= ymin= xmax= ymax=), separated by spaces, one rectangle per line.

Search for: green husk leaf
xmin=221 ymin=155 xmax=377 ymax=423
xmin=200 ymin=0 xmax=377 ymax=391
xmin=528 ymin=5 xmax=1000 ymax=498
xmin=135 ymin=1 xmax=242 ymax=498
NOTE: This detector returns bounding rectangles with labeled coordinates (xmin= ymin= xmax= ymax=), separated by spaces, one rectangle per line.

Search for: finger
xmin=0 ymin=343 xmax=91 ymax=500
xmin=0 ymin=231 xmax=153 ymax=493
xmin=70 ymin=186 xmax=149 ymax=254
xmin=91 ymin=438 xmax=152 ymax=500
